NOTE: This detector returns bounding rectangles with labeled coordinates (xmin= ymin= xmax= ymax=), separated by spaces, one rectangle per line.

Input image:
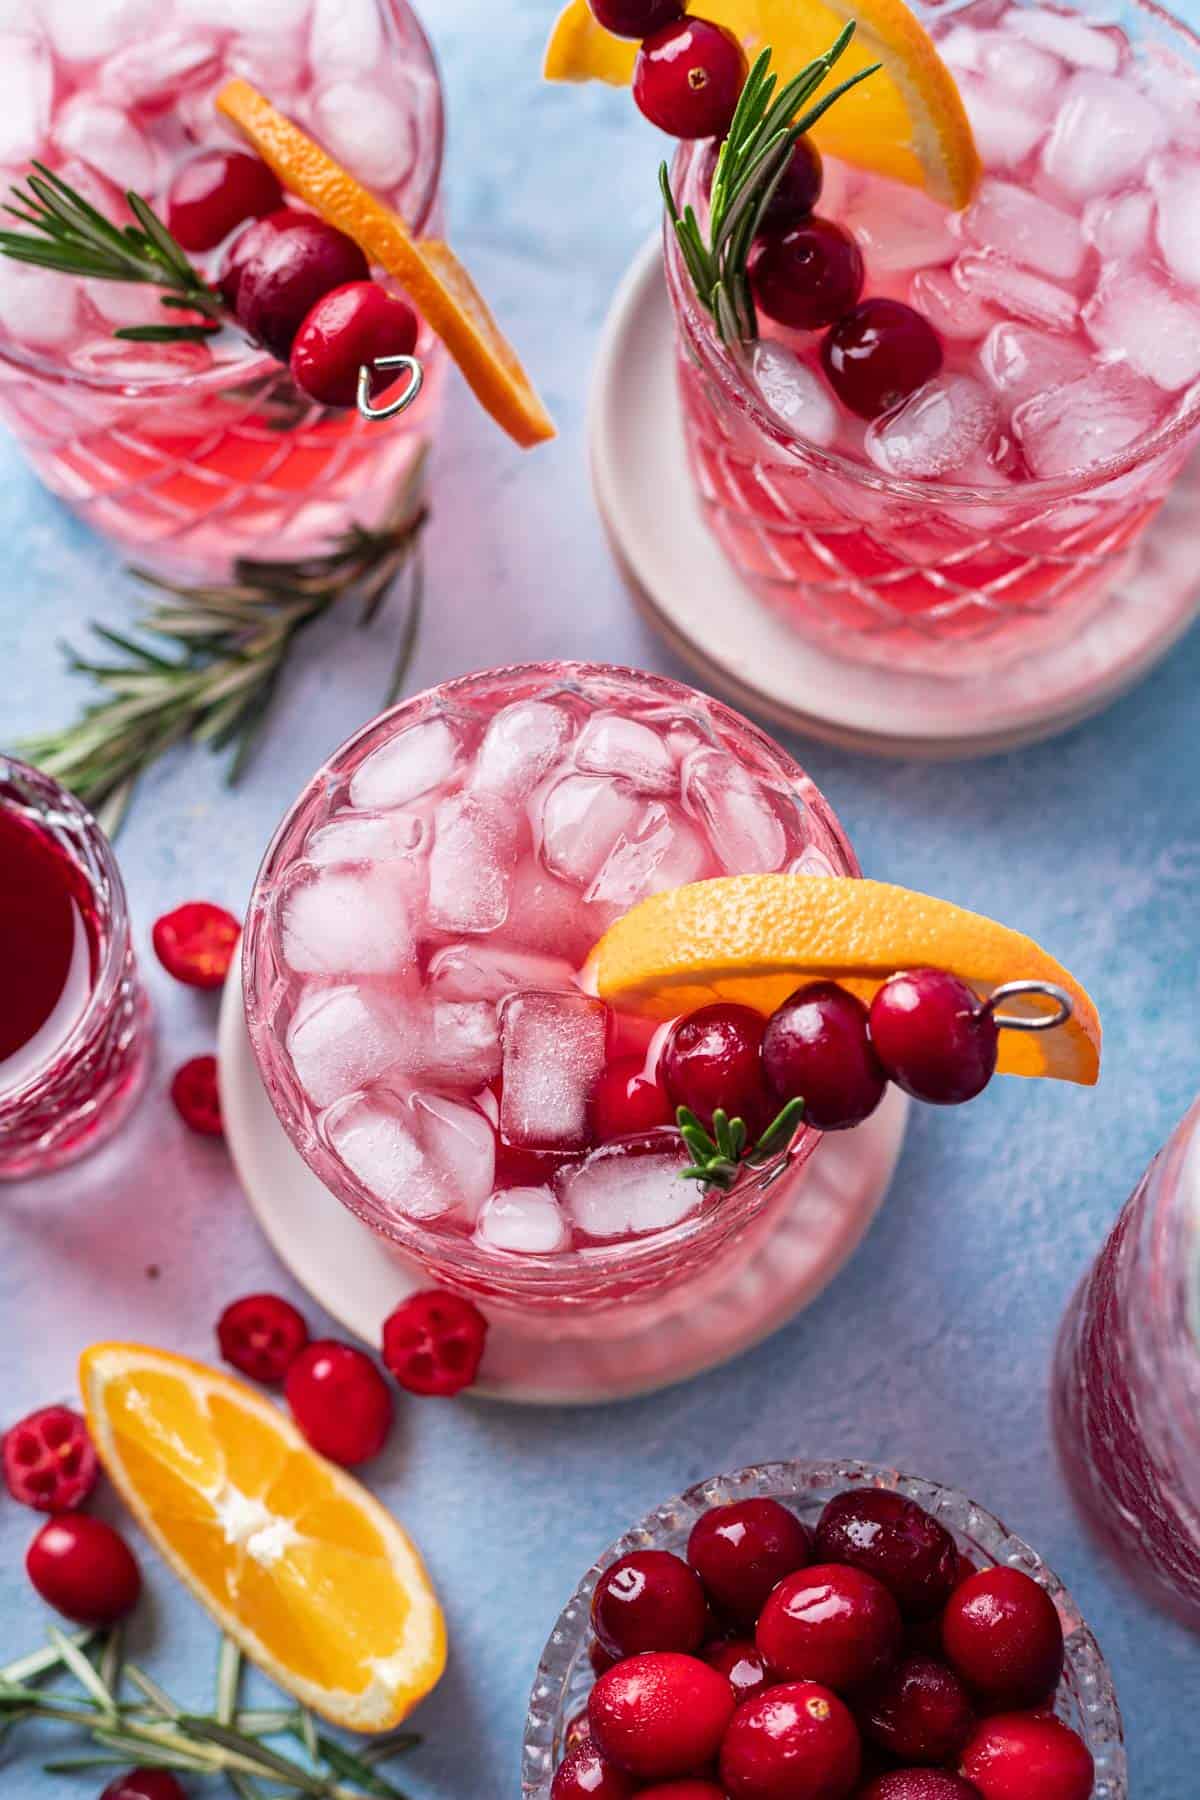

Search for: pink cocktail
xmin=243 ymin=663 xmax=857 ymax=1328
xmin=0 ymin=0 xmax=443 ymax=575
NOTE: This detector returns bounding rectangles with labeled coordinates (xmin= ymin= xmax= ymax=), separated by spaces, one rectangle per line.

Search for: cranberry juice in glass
xmin=1053 ymin=1098 xmax=1200 ymax=1629
xmin=0 ymin=0 xmax=443 ymax=575
xmin=243 ymin=663 xmax=857 ymax=1329
xmin=666 ymin=0 xmax=1200 ymax=675
xmin=0 ymin=757 xmax=151 ymax=1179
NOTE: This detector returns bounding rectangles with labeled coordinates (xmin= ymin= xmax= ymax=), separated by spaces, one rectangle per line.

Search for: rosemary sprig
xmin=18 ymin=451 xmax=430 ymax=837
xmin=661 ymin=26 xmax=882 ymax=344
xmin=678 ymin=1098 xmax=807 ymax=1192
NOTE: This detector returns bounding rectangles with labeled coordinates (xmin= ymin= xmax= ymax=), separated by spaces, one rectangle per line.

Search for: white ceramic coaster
xmin=590 ymin=238 xmax=1200 ymax=759
xmin=218 ymin=972 xmax=909 ymax=1406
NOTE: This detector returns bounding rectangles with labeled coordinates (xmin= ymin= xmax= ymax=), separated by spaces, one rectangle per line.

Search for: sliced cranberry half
xmin=382 ymin=1290 xmax=488 ymax=1397
xmin=217 ymin=1294 xmax=310 ymax=1385
xmin=152 ymin=901 xmax=240 ymax=989
xmin=2 ymin=1407 xmax=98 ymax=1512
xmin=757 ymin=1564 xmax=901 ymax=1694
xmin=170 ymin=1056 xmax=223 ymax=1137
xmin=592 ymin=1549 xmax=709 ymax=1659
xmin=814 ymin=1488 xmax=959 ymax=1620
xmin=941 ymin=1567 xmax=1065 ymax=1709
xmin=688 ymin=1496 xmax=813 ymax=1625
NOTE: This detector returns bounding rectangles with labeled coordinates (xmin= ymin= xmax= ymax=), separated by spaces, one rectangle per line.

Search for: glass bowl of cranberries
xmin=522 ymin=1459 xmax=1126 ymax=1800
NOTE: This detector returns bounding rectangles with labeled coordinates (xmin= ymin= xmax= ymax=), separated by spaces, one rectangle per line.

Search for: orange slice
xmin=80 ymin=1344 xmax=446 ymax=1732
xmin=587 ymin=876 xmax=1099 ymax=1084
xmin=544 ymin=0 xmax=981 ymax=208
xmin=217 ymin=79 xmax=555 ymax=449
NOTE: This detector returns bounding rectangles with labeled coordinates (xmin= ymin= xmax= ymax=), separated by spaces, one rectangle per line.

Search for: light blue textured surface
xmin=2 ymin=2 xmax=1199 ymax=1793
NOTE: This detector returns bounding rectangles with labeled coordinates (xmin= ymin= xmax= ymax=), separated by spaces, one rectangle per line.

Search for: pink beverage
xmin=243 ymin=664 xmax=857 ymax=1327
xmin=1053 ymin=1098 xmax=1200 ymax=1628
xmin=0 ymin=757 xmax=151 ymax=1179
xmin=666 ymin=0 xmax=1200 ymax=676
xmin=0 ymin=0 xmax=443 ymax=575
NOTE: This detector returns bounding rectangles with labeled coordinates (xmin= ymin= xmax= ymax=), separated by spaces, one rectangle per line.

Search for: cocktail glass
xmin=0 ymin=756 xmax=152 ymax=1180
xmin=0 ymin=0 xmax=444 ymax=576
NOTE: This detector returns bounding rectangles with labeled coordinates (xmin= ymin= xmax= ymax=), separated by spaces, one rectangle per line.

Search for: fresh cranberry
xmin=633 ymin=19 xmax=748 ymax=140
xmin=152 ymin=901 xmax=240 ymax=989
xmin=814 ymin=1490 xmax=959 ymax=1621
xmin=688 ymin=1497 xmax=813 ymax=1625
xmin=587 ymin=0 xmax=683 ymax=37
xmin=232 ymin=211 xmax=370 ymax=360
xmin=589 ymin=1652 xmax=736 ymax=1781
xmin=859 ymin=1775 xmax=983 ymax=1800
xmin=821 ymin=299 xmax=943 ymax=421
xmin=219 ymin=211 xmax=289 ymax=312
xmin=639 ymin=1785 xmax=730 ymax=1800
xmin=757 ymin=1564 xmax=901 ymax=1694
xmin=704 ymin=1638 xmax=770 ymax=1703
xmin=170 ymin=1056 xmax=223 ymax=1138
xmin=720 ymin=1682 xmax=861 ymax=1800
xmin=291 ymin=281 xmax=420 ymax=409
xmin=217 ymin=1294 xmax=309 ymax=1385
xmin=749 ymin=218 xmax=864 ymax=333
xmin=941 ymin=1568 xmax=1064 ymax=1709
xmin=868 ymin=972 xmax=998 ymax=1107
xmin=862 ymin=1655 xmax=976 ymax=1765
xmin=762 ymin=137 xmax=824 ymax=227
xmin=591 ymin=1639 xmax=618 ymax=1677
xmin=381 ymin=1290 xmax=488 ymax=1397
xmin=551 ymin=1744 xmax=638 ymax=1800
xmin=662 ymin=1004 xmax=769 ymax=1136
xmin=960 ymin=1714 xmax=1094 ymax=1800
xmin=565 ymin=1707 xmax=594 ymax=1753
xmin=590 ymin=1057 xmax=675 ymax=1142
xmin=593 ymin=1550 xmax=710 ymax=1659
xmin=3 ymin=1407 xmax=98 ymax=1512
xmin=761 ymin=983 xmax=887 ymax=1132
xmin=27 ymin=1514 xmax=141 ymax=1626
xmin=167 ymin=149 xmax=283 ymax=253
xmin=285 ymin=1341 xmax=392 ymax=1466
xmin=101 ymin=1774 xmax=189 ymax=1800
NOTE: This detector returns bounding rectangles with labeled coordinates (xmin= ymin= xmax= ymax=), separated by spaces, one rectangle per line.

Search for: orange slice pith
xmin=543 ymin=0 xmax=981 ymax=209
xmin=217 ymin=79 xmax=555 ymax=449
xmin=588 ymin=876 xmax=1100 ymax=1084
xmin=80 ymin=1344 xmax=446 ymax=1733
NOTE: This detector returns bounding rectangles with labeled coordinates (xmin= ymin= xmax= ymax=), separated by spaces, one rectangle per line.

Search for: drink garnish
xmin=677 ymin=1097 xmax=807 ymax=1192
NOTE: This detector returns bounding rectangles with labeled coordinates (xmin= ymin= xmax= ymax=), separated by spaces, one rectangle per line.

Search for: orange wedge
xmin=81 ymin=1344 xmax=446 ymax=1732
xmin=587 ymin=876 xmax=1099 ymax=1084
xmin=544 ymin=0 xmax=981 ymax=208
xmin=217 ymin=79 xmax=555 ymax=448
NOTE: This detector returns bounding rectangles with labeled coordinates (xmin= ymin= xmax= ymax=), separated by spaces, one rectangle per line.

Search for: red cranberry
xmin=821 ymin=299 xmax=944 ymax=421
xmin=720 ymin=1682 xmax=861 ymax=1800
xmin=814 ymin=1490 xmax=958 ymax=1620
xmin=762 ymin=137 xmax=824 ymax=227
xmin=591 ymin=1057 xmax=675 ymax=1142
xmin=551 ymin=1744 xmax=638 ymax=1800
xmin=217 ymin=1293 xmax=309 ymax=1385
xmin=101 ymin=1775 xmax=189 ymax=1800
xmin=219 ymin=211 xmax=290 ymax=312
xmin=27 ymin=1514 xmax=141 ymax=1626
xmin=170 ymin=1056 xmax=223 ymax=1138
xmin=639 ymin=1785 xmax=730 ymax=1800
xmin=941 ymin=1568 xmax=1065 ymax=1709
xmin=593 ymin=1550 xmax=710 ymax=1658
xmin=589 ymin=1652 xmax=736 ymax=1781
xmin=859 ymin=1775 xmax=983 ymax=1800
xmin=688 ymin=1497 xmax=813 ymax=1626
xmin=3 ymin=1407 xmax=98 ymax=1512
xmin=291 ymin=281 xmax=419 ymax=409
xmin=757 ymin=1564 xmax=901 ymax=1694
xmin=233 ymin=210 xmax=370 ymax=360
xmin=960 ymin=1714 xmax=1094 ymax=1800
xmin=633 ymin=19 xmax=748 ymax=140
xmin=152 ymin=901 xmax=240 ymax=989
xmin=591 ymin=1639 xmax=618 ymax=1677
xmin=565 ymin=1707 xmax=594 ymax=1753
xmin=167 ymin=149 xmax=282 ymax=253
xmin=662 ymin=1003 xmax=769 ymax=1135
xmin=749 ymin=218 xmax=864 ymax=333
xmin=862 ymin=1655 xmax=976 ymax=1765
xmin=704 ymin=1638 xmax=770 ymax=1704
xmin=587 ymin=0 xmax=683 ymax=37
xmin=284 ymin=1341 xmax=392 ymax=1466
xmin=868 ymin=971 xmax=998 ymax=1107
xmin=381 ymin=1290 xmax=488 ymax=1397
xmin=762 ymin=982 xmax=887 ymax=1132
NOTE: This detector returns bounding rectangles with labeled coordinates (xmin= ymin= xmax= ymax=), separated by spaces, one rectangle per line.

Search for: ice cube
xmin=910 ymin=267 xmax=997 ymax=341
xmin=312 ymin=80 xmax=418 ymax=191
xmin=866 ymin=375 xmax=999 ymax=478
xmin=939 ymin=23 xmax=983 ymax=69
xmin=0 ymin=34 xmax=51 ymax=166
xmin=978 ymin=323 xmax=1092 ymax=405
xmin=1151 ymin=160 xmax=1200 ymax=290
xmin=562 ymin=1144 xmax=696 ymax=1240
xmin=323 ymin=1093 xmax=429 ymax=1211
xmin=538 ymin=774 xmax=644 ymax=887
xmin=310 ymin=0 xmax=385 ymax=80
xmin=410 ymin=1092 xmax=495 ymax=1216
xmin=497 ymin=860 xmax=602 ymax=963
xmin=964 ymin=179 xmax=1085 ymax=281
xmin=55 ymin=99 xmax=157 ymax=193
xmin=471 ymin=699 xmax=571 ymax=799
xmin=1042 ymin=72 xmax=1165 ymax=200
xmin=42 ymin=0 xmax=158 ymax=62
xmin=425 ymin=1000 xmax=501 ymax=1086
xmin=1013 ymin=364 xmax=1161 ymax=475
xmin=286 ymin=985 xmax=404 ymax=1109
xmin=1006 ymin=8 xmax=1120 ymax=71
xmin=845 ymin=182 xmax=958 ymax=273
xmin=976 ymin=30 xmax=1065 ymax=104
xmin=428 ymin=793 xmax=520 ymax=934
xmin=306 ymin=810 xmax=425 ymax=865
xmin=682 ymin=750 xmax=788 ymax=875
xmin=280 ymin=867 xmax=416 ymax=976
xmin=587 ymin=803 xmax=709 ymax=916
xmin=428 ymin=942 xmax=578 ymax=1004
xmin=349 ymin=715 xmax=462 ymax=810
xmin=953 ymin=253 xmax=1078 ymax=332
xmin=0 ymin=260 xmax=80 ymax=349
xmin=575 ymin=713 xmax=677 ymax=795
xmin=957 ymin=77 xmax=1045 ymax=171
xmin=1083 ymin=189 xmax=1154 ymax=260
xmin=99 ymin=32 xmax=225 ymax=109
xmin=1135 ymin=53 xmax=1200 ymax=152
xmin=83 ymin=278 xmax=167 ymax=331
xmin=499 ymin=991 xmax=607 ymax=1150
xmin=1084 ymin=267 xmax=1200 ymax=391
xmin=750 ymin=341 xmax=838 ymax=446
xmin=474 ymin=1187 xmax=569 ymax=1255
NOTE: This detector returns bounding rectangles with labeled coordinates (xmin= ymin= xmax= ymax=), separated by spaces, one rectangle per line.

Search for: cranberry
xmin=589 ymin=1652 xmax=736 ymax=1781
xmin=232 ymin=211 xmax=370 ymax=360
xmin=756 ymin=1564 xmax=901 ymax=1694
xmin=814 ymin=1489 xmax=959 ymax=1620
xmin=593 ymin=1550 xmax=710 ymax=1658
xmin=590 ymin=1057 xmax=675 ymax=1142
xmin=3 ymin=1407 xmax=98 ymax=1512
xmin=217 ymin=1294 xmax=309 ymax=1385
xmin=591 ymin=1639 xmax=618 ymax=1677
xmin=152 ymin=901 xmax=240 ymax=989
xmin=868 ymin=972 xmax=998 ymax=1107
xmin=381 ymin=1290 xmax=488 ymax=1397
xmin=960 ymin=1714 xmax=1094 ymax=1800
xmin=167 ymin=149 xmax=283 ymax=253
xmin=749 ymin=218 xmax=864 ymax=333
xmin=704 ymin=1638 xmax=770 ymax=1704
xmin=219 ymin=211 xmax=288 ymax=312
xmin=762 ymin=137 xmax=824 ymax=227
xmin=859 ymin=1776 xmax=983 ymax=1800
xmin=941 ymin=1568 xmax=1064 ymax=1709
xmin=862 ymin=1655 xmax=976 ymax=1765
xmin=587 ymin=0 xmax=683 ymax=37
xmin=170 ymin=1057 xmax=223 ymax=1138
xmin=285 ymin=1341 xmax=392 ymax=1466
xmin=822 ymin=299 xmax=944 ymax=421
xmin=101 ymin=1775 xmax=189 ymax=1800
xmin=565 ymin=1706 xmax=594 ymax=1753
xmin=720 ymin=1682 xmax=861 ymax=1800
xmin=633 ymin=19 xmax=748 ymax=140
xmin=662 ymin=1004 xmax=769 ymax=1135
xmin=27 ymin=1514 xmax=141 ymax=1626
xmin=761 ymin=983 xmax=887 ymax=1132
xmin=639 ymin=1785 xmax=730 ymax=1800
xmin=551 ymin=1744 xmax=638 ymax=1800
xmin=688 ymin=1497 xmax=813 ymax=1625
xmin=291 ymin=281 xmax=419 ymax=409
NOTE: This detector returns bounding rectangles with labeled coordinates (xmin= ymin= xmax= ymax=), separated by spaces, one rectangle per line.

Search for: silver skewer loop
xmin=356 ymin=354 xmax=424 ymax=422
xmin=982 ymin=979 xmax=1074 ymax=1033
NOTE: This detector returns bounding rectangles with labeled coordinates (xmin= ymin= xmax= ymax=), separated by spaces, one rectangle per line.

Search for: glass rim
xmin=0 ymin=0 xmax=446 ymax=399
